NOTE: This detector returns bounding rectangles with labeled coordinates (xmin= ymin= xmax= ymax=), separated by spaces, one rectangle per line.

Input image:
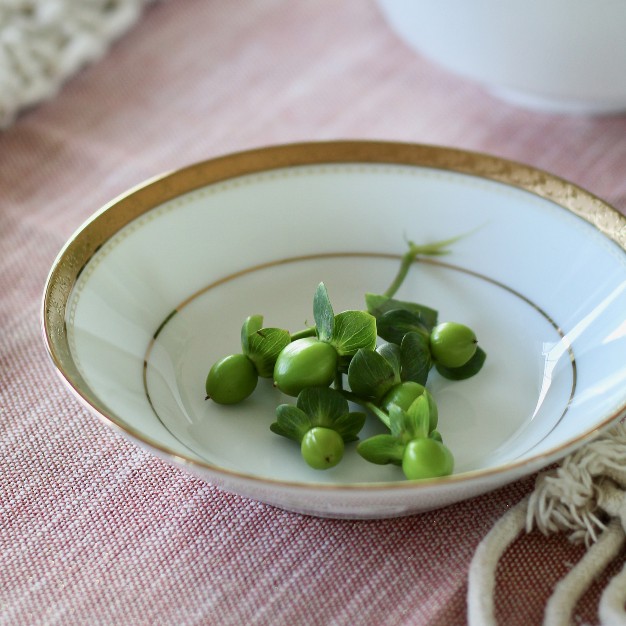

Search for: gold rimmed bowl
xmin=42 ymin=141 xmax=626 ymax=518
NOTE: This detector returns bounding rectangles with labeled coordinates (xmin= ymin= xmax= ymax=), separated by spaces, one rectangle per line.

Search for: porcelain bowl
xmin=376 ymin=0 xmax=626 ymax=114
xmin=42 ymin=141 xmax=626 ymax=518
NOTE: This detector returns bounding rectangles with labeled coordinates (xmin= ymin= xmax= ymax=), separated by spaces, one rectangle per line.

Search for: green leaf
xmin=387 ymin=403 xmax=415 ymax=439
xmin=405 ymin=234 xmax=467 ymax=257
xmin=365 ymin=293 xmax=439 ymax=331
xmin=364 ymin=293 xmax=394 ymax=316
xmin=241 ymin=315 xmax=264 ymax=353
xmin=271 ymin=405 xmax=312 ymax=442
xmin=329 ymin=310 xmax=377 ymax=357
xmin=332 ymin=411 xmax=367 ymax=442
xmin=376 ymin=343 xmax=402 ymax=379
xmin=278 ymin=387 xmax=365 ymax=442
xmin=313 ymin=282 xmax=334 ymax=342
xmin=430 ymin=430 xmax=443 ymax=443
xmin=376 ymin=309 xmax=429 ymax=346
xmin=406 ymin=394 xmax=431 ymax=439
xmin=247 ymin=327 xmax=292 ymax=377
xmin=359 ymin=435 xmax=406 ymax=466
xmin=347 ymin=348 xmax=397 ymax=401
xmin=435 ymin=346 xmax=487 ymax=381
xmin=400 ymin=331 xmax=432 ymax=385
xmin=423 ymin=388 xmax=438 ymax=432
xmin=357 ymin=434 xmax=405 ymax=466
xmin=296 ymin=387 xmax=349 ymax=427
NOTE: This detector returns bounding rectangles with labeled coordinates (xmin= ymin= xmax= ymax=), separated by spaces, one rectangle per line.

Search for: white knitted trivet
xmin=0 ymin=0 xmax=156 ymax=127
xmin=468 ymin=423 xmax=626 ymax=626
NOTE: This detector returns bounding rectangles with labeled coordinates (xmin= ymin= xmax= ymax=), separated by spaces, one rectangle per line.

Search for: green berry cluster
xmin=204 ymin=237 xmax=486 ymax=480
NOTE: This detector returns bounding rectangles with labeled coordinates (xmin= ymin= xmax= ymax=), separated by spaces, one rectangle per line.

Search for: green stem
xmin=340 ymin=390 xmax=391 ymax=430
xmin=290 ymin=326 xmax=317 ymax=341
xmin=366 ymin=402 xmax=391 ymax=430
xmin=333 ymin=372 xmax=344 ymax=391
xmin=383 ymin=235 xmax=466 ymax=298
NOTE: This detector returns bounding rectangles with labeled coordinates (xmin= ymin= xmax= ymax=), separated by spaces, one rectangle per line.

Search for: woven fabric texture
xmin=1 ymin=1 xmax=625 ymax=624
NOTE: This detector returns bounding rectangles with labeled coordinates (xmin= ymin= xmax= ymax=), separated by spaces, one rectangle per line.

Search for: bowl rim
xmin=41 ymin=139 xmax=626 ymax=492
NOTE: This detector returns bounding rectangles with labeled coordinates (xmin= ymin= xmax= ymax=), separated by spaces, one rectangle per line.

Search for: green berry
xmin=273 ymin=337 xmax=338 ymax=397
xmin=402 ymin=438 xmax=454 ymax=480
xmin=380 ymin=381 xmax=425 ymax=413
xmin=205 ymin=353 xmax=258 ymax=405
xmin=301 ymin=427 xmax=344 ymax=469
xmin=429 ymin=322 xmax=477 ymax=368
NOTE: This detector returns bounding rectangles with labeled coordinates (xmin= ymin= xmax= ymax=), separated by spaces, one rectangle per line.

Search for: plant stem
xmin=334 ymin=372 xmax=344 ymax=391
xmin=383 ymin=235 xmax=465 ymax=298
xmin=340 ymin=390 xmax=391 ymax=430
xmin=290 ymin=327 xmax=317 ymax=341
xmin=365 ymin=402 xmax=391 ymax=430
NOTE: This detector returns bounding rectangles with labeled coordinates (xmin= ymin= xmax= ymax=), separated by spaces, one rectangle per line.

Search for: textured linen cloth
xmin=1 ymin=1 xmax=625 ymax=624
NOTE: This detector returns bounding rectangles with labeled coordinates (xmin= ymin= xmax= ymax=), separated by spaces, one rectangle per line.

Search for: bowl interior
xmin=55 ymin=157 xmax=626 ymax=487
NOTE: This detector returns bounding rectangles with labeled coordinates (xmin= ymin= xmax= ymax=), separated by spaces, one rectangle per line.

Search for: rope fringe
xmin=529 ymin=423 xmax=626 ymax=547
xmin=468 ymin=423 xmax=626 ymax=626
xmin=0 ymin=0 xmax=157 ymax=127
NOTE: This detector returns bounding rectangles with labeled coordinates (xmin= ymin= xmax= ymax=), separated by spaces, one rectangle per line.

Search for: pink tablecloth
xmin=2 ymin=2 xmax=625 ymax=624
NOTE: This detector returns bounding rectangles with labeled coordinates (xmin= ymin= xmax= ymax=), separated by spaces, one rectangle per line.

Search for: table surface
xmin=2 ymin=2 xmax=625 ymax=625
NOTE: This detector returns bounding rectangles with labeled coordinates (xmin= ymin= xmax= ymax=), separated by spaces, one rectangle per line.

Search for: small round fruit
xmin=402 ymin=438 xmax=454 ymax=480
xmin=273 ymin=337 xmax=338 ymax=397
xmin=380 ymin=381 xmax=425 ymax=413
xmin=205 ymin=354 xmax=258 ymax=405
xmin=301 ymin=427 xmax=344 ymax=469
xmin=429 ymin=322 xmax=477 ymax=368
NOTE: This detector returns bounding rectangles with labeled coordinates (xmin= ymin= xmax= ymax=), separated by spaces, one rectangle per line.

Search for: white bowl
xmin=376 ymin=0 xmax=626 ymax=114
xmin=42 ymin=141 xmax=626 ymax=518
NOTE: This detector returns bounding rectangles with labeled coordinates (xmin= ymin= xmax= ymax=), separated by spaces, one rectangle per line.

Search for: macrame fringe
xmin=0 ymin=0 xmax=158 ymax=127
xmin=467 ymin=496 xmax=529 ymax=625
xmin=599 ymin=556 xmax=626 ymax=626
xmin=543 ymin=519 xmax=625 ymax=626
xmin=468 ymin=423 xmax=626 ymax=626
xmin=529 ymin=423 xmax=626 ymax=547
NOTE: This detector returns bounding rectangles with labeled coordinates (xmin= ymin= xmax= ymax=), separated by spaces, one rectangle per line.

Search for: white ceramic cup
xmin=376 ymin=0 xmax=626 ymax=114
